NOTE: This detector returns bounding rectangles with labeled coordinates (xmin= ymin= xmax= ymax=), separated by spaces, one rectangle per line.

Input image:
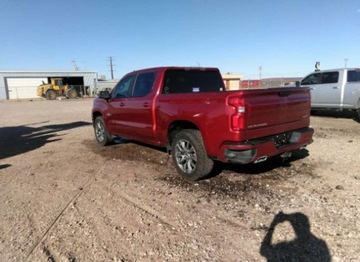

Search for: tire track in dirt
xmin=25 ymin=160 xmax=109 ymax=261
xmin=113 ymin=189 xmax=177 ymax=230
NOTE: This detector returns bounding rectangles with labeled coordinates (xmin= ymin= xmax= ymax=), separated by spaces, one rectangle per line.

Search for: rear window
xmin=347 ymin=70 xmax=360 ymax=82
xmin=162 ymin=69 xmax=225 ymax=94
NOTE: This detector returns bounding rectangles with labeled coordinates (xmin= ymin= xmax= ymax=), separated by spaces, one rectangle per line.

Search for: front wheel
xmin=45 ymin=89 xmax=57 ymax=100
xmin=94 ymin=116 xmax=113 ymax=146
xmin=171 ymin=129 xmax=213 ymax=181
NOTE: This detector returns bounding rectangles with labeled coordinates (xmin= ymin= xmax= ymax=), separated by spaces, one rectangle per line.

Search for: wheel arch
xmin=92 ymin=111 xmax=103 ymax=124
xmin=356 ymin=98 xmax=360 ymax=121
xmin=167 ymin=120 xmax=199 ymax=149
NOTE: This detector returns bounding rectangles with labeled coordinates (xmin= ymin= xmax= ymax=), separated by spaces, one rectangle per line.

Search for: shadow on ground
xmin=208 ymin=148 xmax=309 ymax=177
xmin=85 ymin=138 xmax=318 ymax=201
xmin=260 ymin=212 xmax=331 ymax=262
xmin=311 ymin=110 xmax=360 ymax=123
xmin=86 ymin=137 xmax=310 ymax=179
xmin=0 ymin=121 xmax=91 ymax=160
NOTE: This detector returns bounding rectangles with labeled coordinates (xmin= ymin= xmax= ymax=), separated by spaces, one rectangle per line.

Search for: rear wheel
xmin=45 ymin=89 xmax=57 ymax=100
xmin=67 ymin=89 xmax=78 ymax=99
xmin=171 ymin=129 xmax=213 ymax=181
xmin=94 ymin=116 xmax=113 ymax=146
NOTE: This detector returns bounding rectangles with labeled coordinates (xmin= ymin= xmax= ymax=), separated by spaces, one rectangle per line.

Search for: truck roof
xmin=126 ymin=66 xmax=220 ymax=74
xmin=308 ymin=68 xmax=360 ymax=73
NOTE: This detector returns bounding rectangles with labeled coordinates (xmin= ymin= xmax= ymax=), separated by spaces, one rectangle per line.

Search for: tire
xmin=356 ymin=109 xmax=360 ymax=121
xmin=94 ymin=116 xmax=113 ymax=146
xmin=45 ymin=89 xmax=57 ymax=100
xmin=67 ymin=89 xmax=78 ymax=99
xmin=171 ymin=129 xmax=213 ymax=181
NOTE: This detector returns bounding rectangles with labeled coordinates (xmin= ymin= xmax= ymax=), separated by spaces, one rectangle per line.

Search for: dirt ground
xmin=0 ymin=99 xmax=359 ymax=262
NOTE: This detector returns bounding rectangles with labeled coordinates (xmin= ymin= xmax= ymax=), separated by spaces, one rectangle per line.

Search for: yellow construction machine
xmin=37 ymin=78 xmax=78 ymax=100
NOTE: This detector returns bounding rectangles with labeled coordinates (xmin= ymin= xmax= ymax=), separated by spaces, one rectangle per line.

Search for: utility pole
xmin=109 ymin=57 xmax=115 ymax=79
xmin=344 ymin=58 xmax=348 ymax=69
xmin=72 ymin=60 xmax=79 ymax=71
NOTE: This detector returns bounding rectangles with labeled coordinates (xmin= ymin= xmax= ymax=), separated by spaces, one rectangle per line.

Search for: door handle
xmin=120 ymin=102 xmax=125 ymax=107
xmin=143 ymin=102 xmax=150 ymax=108
xmin=332 ymin=86 xmax=339 ymax=89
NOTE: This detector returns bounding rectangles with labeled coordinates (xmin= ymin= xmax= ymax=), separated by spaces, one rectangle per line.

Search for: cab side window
xmin=302 ymin=72 xmax=339 ymax=85
xmin=112 ymin=75 xmax=136 ymax=98
xmin=347 ymin=70 xmax=360 ymax=82
xmin=132 ymin=72 xmax=156 ymax=97
xmin=301 ymin=73 xmax=321 ymax=85
xmin=321 ymin=72 xmax=339 ymax=84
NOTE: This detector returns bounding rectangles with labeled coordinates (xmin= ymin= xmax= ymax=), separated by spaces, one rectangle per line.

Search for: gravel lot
xmin=0 ymin=99 xmax=359 ymax=261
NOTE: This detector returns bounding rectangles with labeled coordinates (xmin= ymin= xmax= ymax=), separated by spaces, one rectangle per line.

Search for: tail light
xmin=227 ymin=96 xmax=246 ymax=131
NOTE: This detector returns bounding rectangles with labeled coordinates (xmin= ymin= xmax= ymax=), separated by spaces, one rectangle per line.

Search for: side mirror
xmin=98 ymin=90 xmax=111 ymax=99
xmin=295 ymin=81 xmax=300 ymax=87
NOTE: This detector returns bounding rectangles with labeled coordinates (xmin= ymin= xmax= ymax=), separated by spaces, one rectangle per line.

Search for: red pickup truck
xmin=92 ymin=67 xmax=314 ymax=180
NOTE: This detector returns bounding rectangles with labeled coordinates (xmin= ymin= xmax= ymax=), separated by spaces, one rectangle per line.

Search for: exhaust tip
xmin=280 ymin=151 xmax=292 ymax=158
xmin=254 ymin=156 xmax=267 ymax=164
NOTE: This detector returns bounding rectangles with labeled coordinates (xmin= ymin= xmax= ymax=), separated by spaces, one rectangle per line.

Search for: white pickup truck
xmin=300 ymin=68 xmax=360 ymax=119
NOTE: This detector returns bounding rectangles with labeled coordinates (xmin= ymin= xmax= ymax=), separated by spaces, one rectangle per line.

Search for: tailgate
xmin=228 ymin=87 xmax=311 ymax=139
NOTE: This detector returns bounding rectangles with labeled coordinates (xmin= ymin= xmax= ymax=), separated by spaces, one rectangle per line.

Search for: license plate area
xmin=272 ymin=131 xmax=302 ymax=148
xmin=272 ymin=132 xmax=292 ymax=148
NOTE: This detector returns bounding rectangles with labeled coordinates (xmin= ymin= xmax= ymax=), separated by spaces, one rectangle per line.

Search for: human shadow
xmin=260 ymin=212 xmax=331 ymax=262
xmin=0 ymin=121 xmax=91 ymax=160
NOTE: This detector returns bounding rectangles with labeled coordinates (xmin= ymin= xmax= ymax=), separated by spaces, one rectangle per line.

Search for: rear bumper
xmin=218 ymin=127 xmax=314 ymax=164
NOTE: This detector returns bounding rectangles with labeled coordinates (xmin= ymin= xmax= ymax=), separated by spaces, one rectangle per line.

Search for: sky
xmin=0 ymin=0 xmax=359 ymax=80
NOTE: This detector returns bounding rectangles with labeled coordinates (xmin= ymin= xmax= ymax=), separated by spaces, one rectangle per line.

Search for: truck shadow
xmin=0 ymin=164 xmax=12 ymax=170
xmin=0 ymin=121 xmax=91 ymax=160
xmin=259 ymin=211 xmax=331 ymax=262
xmin=206 ymin=148 xmax=310 ymax=179
xmin=311 ymin=110 xmax=359 ymax=123
xmin=88 ymin=137 xmax=311 ymax=180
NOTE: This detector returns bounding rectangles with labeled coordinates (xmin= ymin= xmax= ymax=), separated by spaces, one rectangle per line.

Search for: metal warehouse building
xmin=0 ymin=71 xmax=98 ymax=100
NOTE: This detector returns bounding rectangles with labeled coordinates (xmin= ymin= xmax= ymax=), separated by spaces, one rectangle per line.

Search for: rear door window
xmin=347 ymin=70 xmax=360 ymax=82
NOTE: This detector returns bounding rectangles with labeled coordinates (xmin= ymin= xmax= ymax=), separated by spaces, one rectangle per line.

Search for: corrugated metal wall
xmin=97 ymin=79 xmax=119 ymax=92
xmin=0 ymin=71 xmax=98 ymax=100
